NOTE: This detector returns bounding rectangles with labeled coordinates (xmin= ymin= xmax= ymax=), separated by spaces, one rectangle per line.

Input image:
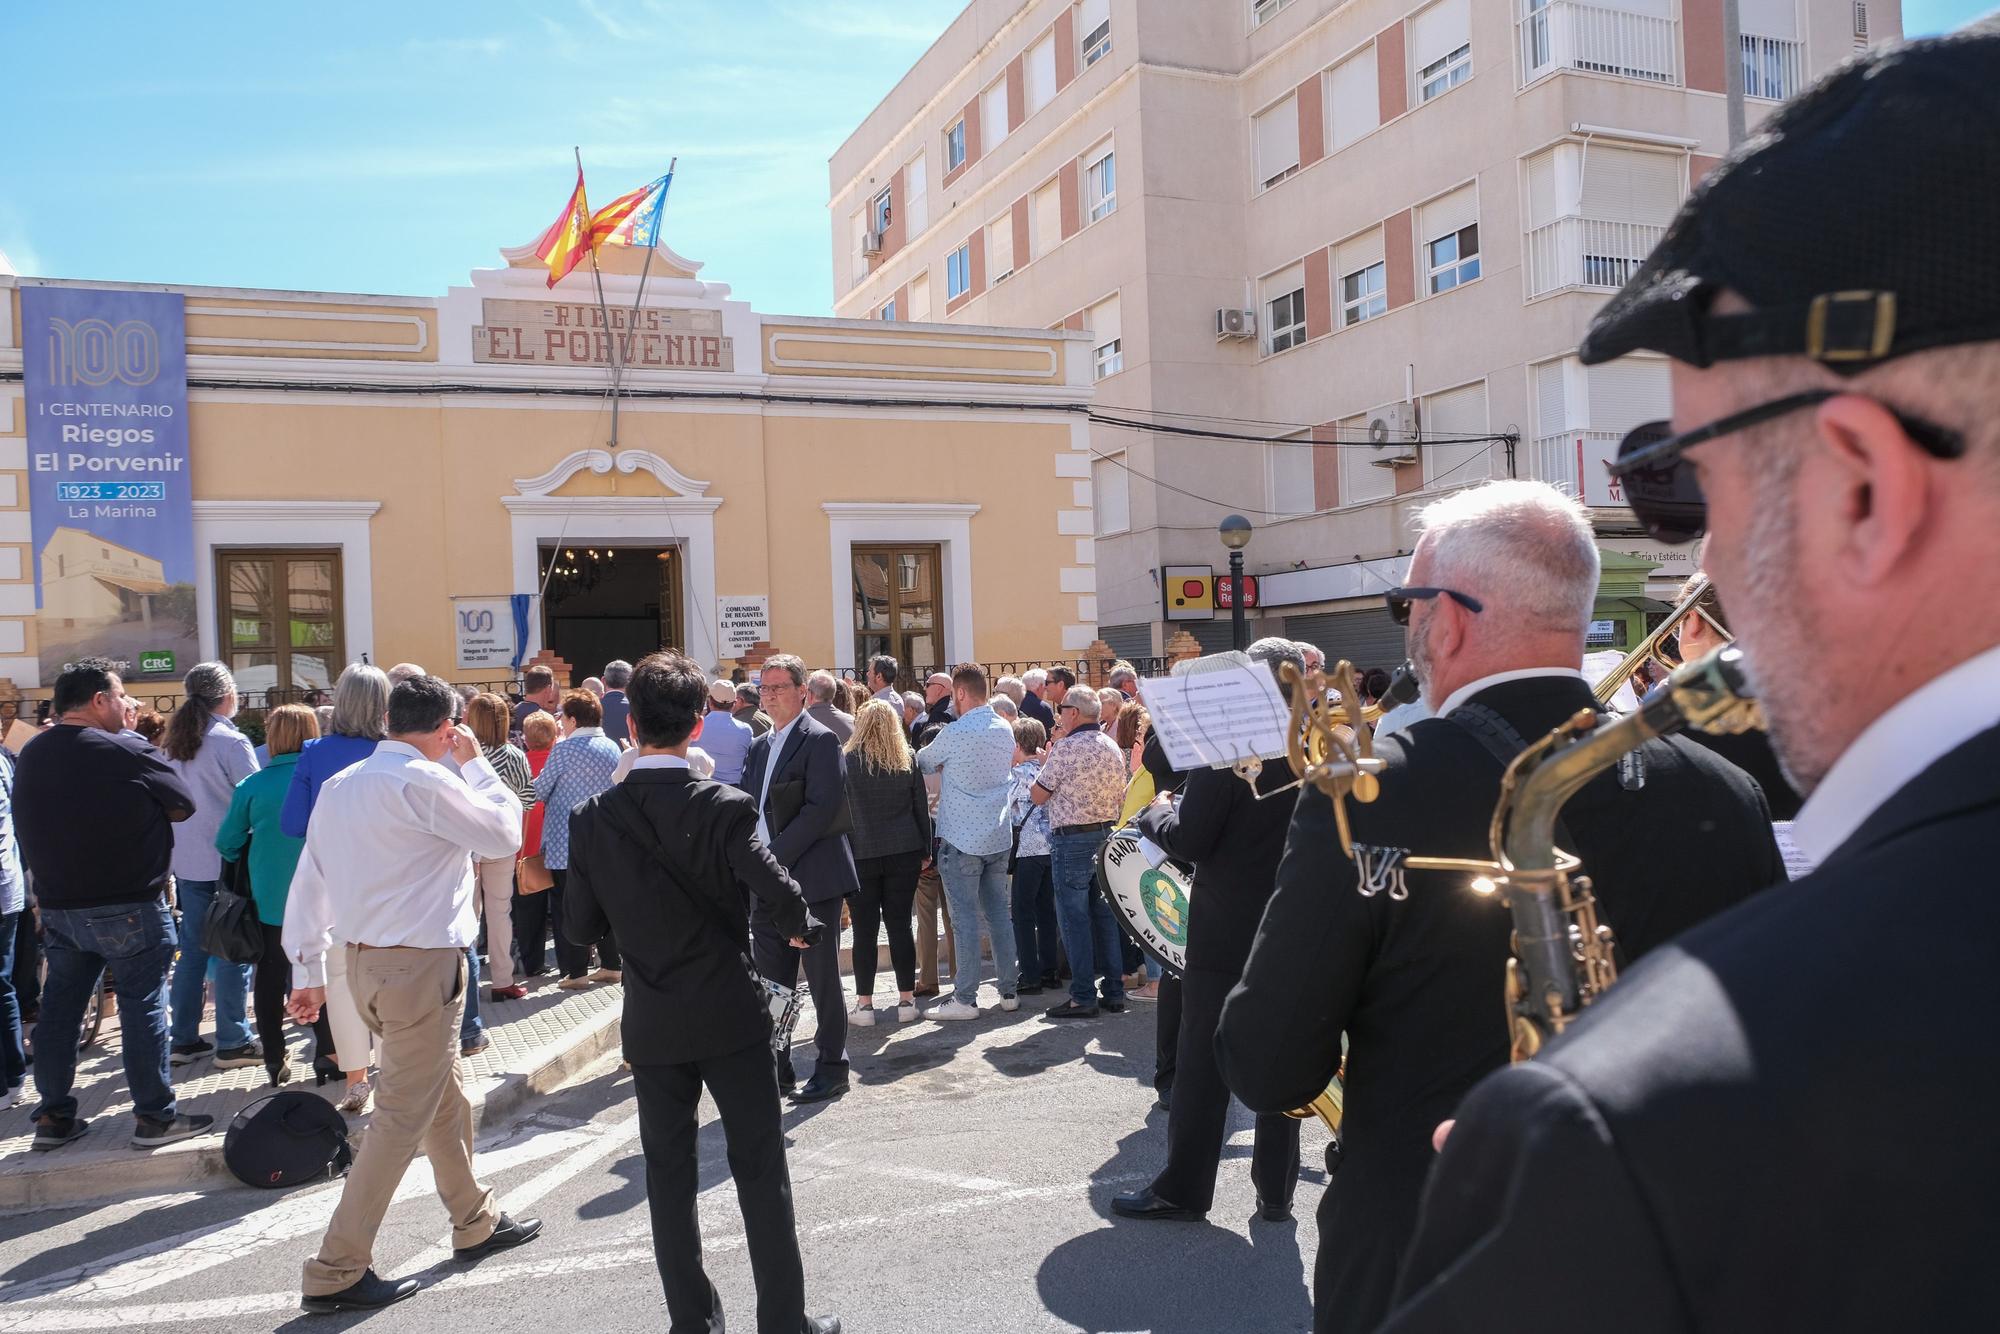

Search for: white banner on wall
xmin=453 ymin=596 xmax=517 ymax=671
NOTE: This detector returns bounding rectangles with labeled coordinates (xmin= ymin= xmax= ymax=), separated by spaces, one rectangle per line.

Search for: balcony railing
xmin=1742 ymin=33 xmax=1805 ymax=101
xmin=1518 ymin=1 xmax=1683 ymax=88
xmin=1532 ymin=430 xmax=1625 ymax=503
xmin=1524 ymin=216 xmax=1669 ymax=299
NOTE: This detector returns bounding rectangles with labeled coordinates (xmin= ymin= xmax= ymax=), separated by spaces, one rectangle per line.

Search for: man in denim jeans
xmin=915 ymin=665 xmax=1019 ymax=1020
xmin=14 ymin=659 xmax=213 ymax=1151
xmin=1033 ymin=686 xmax=1130 ymax=1019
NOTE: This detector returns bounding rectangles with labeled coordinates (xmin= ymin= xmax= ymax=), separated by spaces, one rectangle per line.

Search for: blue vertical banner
xmin=19 ymin=286 xmax=197 ymax=685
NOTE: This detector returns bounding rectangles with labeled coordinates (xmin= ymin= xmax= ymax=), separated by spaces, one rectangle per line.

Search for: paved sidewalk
xmin=0 ymin=971 xmax=624 ymax=1210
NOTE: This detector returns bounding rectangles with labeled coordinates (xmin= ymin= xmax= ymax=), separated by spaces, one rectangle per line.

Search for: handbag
xmin=223 ymin=1091 xmax=353 ymax=1189
xmin=204 ymin=851 xmax=265 ymax=965
xmin=518 ymin=852 xmax=554 ymax=894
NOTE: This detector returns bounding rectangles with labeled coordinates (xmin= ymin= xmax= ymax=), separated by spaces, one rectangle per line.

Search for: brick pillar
xmin=525 ymin=648 xmax=573 ymax=685
xmin=1082 ymin=639 xmax=1115 ymax=688
xmin=737 ymin=641 xmax=775 ymax=676
xmin=1165 ymin=628 xmax=1202 ymax=668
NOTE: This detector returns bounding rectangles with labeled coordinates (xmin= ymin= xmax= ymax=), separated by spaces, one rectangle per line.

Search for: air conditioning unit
xmin=1365 ymin=402 xmax=1420 ymax=467
xmin=1216 ymin=307 xmax=1257 ymax=340
xmin=1852 ymin=0 xmax=1869 ymax=38
xmin=862 ymin=230 xmax=885 ymax=256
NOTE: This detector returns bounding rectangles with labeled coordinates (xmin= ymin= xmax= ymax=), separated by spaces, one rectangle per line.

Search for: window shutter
xmin=1270 ymin=440 xmax=1317 ymax=517
xmin=1078 ymin=0 xmax=1109 ymax=41
xmin=1586 ymin=359 xmax=1670 ymax=434
xmin=909 ymin=271 xmax=932 ymax=322
xmin=905 ymin=154 xmax=928 ymax=235
xmin=1525 ymin=147 xmax=1564 ymax=228
xmin=1327 ymin=49 xmax=1379 ymax=150
xmin=1261 ymin=263 xmax=1305 ymax=307
xmin=1534 ymin=359 xmax=1570 ymax=438
xmin=982 ymin=80 xmax=1009 ymax=147
xmin=1420 ymin=185 xmax=1477 ymax=243
xmin=1410 ymin=0 xmax=1471 ymax=72
xmin=1739 ymin=0 xmax=1799 ymax=39
xmin=1034 ymin=180 xmax=1062 ymax=256
xmin=1092 ymin=454 xmax=1130 ymax=535
xmin=1027 ymin=35 xmax=1057 ymax=112
xmin=1336 ymin=228 xmax=1385 ymax=279
xmin=988 ymin=215 xmax=1014 ymax=280
xmin=1254 ymin=96 xmax=1301 ymax=185
xmin=1423 ymin=381 xmax=1492 ymax=486
xmin=1582 ymin=147 xmax=1682 ymax=225
xmin=1088 ymin=295 xmax=1121 ymax=346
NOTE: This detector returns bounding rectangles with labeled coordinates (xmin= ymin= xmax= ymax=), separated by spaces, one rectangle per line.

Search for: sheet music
xmin=1773 ymin=821 xmax=1815 ymax=881
xmin=1138 ymin=652 xmax=1292 ymax=773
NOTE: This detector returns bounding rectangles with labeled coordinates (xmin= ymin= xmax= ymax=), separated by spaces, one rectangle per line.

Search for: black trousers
xmin=750 ymin=903 xmax=846 ymax=1082
xmin=253 ymin=919 xmax=335 ymax=1077
xmin=1155 ymin=971 xmax=1183 ymax=1098
xmin=514 ymin=885 xmax=553 ymax=976
xmin=1152 ymin=966 xmax=1301 ymax=1214
xmin=850 ymin=851 xmax=920 ymax=995
xmin=548 ymin=868 xmax=622 ymax=979
xmin=632 ymin=1042 xmax=808 ymax=1334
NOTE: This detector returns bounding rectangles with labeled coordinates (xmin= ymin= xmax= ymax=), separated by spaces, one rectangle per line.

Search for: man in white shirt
xmin=284 ymin=675 xmax=540 ymax=1313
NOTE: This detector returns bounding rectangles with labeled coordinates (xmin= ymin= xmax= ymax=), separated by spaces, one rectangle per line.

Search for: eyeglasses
xmin=1607 ymin=390 xmax=1965 ymax=545
xmin=1385 ymin=586 xmax=1485 ymax=625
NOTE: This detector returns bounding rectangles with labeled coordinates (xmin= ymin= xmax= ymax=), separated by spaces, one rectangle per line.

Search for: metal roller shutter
xmin=1100 ymin=622 xmax=1153 ymax=661
xmin=1279 ymin=608 xmax=1407 ymax=672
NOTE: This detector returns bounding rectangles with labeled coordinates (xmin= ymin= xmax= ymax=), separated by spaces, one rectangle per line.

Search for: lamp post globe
xmin=1217 ymin=515 xmax=1253 ymax=651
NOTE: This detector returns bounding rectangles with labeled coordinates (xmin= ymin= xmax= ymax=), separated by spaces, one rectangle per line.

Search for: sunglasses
xmin=1385 ymin=586 xmax=1484 ymax=625
xmin=1607 ymin=390 xmax=1965 ymax=545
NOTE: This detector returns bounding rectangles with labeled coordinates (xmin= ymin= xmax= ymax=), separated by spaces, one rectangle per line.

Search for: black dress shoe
xmin=1110 ymin=1188 xmax=1205 ymax=1222
xmin=1045 ymin=999 xmax=1099 ymax=1019
xmin=1015 ymin=983 xmax=1045 ymax=996
xmin=791 ymin=1072 xmax=850 ymax=1103
xmin=1256 ymin=1196 xmax=1294 ymax=1222
xmin=301 ymin=1268 xmax=419 ymax=1313
xmin=453 ymin=1213 xmax=543 ymax=1263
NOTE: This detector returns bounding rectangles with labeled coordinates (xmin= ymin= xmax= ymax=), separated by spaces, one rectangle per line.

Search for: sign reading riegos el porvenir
xmin=471 ymin=299 xmax=735 ymax=372
xmin=20 ymin=287 xmax=197 ymax=685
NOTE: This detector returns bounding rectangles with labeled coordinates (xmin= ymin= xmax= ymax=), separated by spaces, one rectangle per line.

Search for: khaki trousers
xmin=475 ymin=858 xmax=517 ymax=989
xmin=303 ymin=945 xmax=498 ymax=1296
xmin=914 ymin=861 xmax=955 ymax=992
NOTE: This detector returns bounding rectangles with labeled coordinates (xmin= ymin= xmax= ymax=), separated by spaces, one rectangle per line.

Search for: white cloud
xmin=404 ymin=35 xmax=509 ymax=58
xmin=778 ymin=3 xmax=955 ymax=44
xmin=576 ymin=0 xmax=647 ymax=41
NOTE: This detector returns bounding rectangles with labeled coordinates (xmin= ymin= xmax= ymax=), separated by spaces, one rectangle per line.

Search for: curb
xmin=0 ymin=1007 xmax=624 ymax=1212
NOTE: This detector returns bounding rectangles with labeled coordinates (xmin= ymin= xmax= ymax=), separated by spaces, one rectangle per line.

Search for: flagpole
xmin=576 ymin=148 xmax=625 ymax=451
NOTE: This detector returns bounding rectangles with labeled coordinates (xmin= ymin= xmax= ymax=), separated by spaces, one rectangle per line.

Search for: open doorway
xmin=539 ymin=543 xmax=683 ymax=686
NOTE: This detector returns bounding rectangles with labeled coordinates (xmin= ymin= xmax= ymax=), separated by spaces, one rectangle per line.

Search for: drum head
xmin=1095 ymin=827 xmax=1193 ymax=973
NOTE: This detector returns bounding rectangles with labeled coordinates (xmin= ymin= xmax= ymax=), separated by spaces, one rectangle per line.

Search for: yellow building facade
xmin=0 ymin=238 xmax=1099 ymax=693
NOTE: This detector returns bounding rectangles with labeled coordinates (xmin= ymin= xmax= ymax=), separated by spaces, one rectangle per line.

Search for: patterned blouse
xmin=530 ymin=727 xmax=621 ymax=869
xmin=1033 ymin=724 xmax=1129 ymax=831
xmin=1007 ymin=759 xmax=1052 ymax=859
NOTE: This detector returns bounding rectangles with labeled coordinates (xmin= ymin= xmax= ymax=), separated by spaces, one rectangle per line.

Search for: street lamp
xmin=1218 ymin=514 xmax=1253 ymax=652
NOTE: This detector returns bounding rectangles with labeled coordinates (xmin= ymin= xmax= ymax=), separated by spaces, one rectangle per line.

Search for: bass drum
xmin=1094 ymin=826 xmax=1195 ymax=974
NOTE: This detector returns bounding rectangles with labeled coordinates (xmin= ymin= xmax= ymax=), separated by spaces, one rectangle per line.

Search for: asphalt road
xmin=0 ymin=1001 xmax=1326 ymax=1333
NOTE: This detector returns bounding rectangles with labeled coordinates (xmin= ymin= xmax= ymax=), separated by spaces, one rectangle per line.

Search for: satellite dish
xmin=1369 ymin=417 xmax=1391 ymax=446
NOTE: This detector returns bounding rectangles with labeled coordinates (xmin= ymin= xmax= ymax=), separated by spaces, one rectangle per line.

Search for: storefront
xmin=0 ymin=237 xmax=1097 ymax=693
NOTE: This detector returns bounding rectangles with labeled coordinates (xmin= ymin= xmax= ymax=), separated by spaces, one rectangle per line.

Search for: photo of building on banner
xmin=20 ymin=285 xmax=197 ymax=685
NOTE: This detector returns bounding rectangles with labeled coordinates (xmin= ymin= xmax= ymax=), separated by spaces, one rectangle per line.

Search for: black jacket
xmin=741 ymin=712 xmax=859 ymax=904
xmin=1215 ymin=673 xmax=1782 ymax=1334
xmin=1382 ymin=721 xmax=2000 ymax=1334
xmin=15 ymin=725 xmax=195 ymax=908
xmin=843 ymin=758 xmax=931 ymax=862
xmin=1132 ymin=759 xmax=1295 ymax=977
xmin=563 ymin=768 xmax=814 ymax=1065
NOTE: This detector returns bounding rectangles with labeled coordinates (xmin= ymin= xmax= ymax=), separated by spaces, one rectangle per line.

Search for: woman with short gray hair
xmin=161 ymin=662 xmax=260 ymax=1068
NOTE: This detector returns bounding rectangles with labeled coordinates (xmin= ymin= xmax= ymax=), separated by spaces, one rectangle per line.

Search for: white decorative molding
xmin=497 ymin=238 xmax=705 ymax=277
xmin=767 ymin=330 xmax=1057 ymax=379
xmin=821 ymin=501 xmax=980 ymax=668
xmin=1053 ymin=453 xmax=1090 ymax=478
xmin=511 ymin=448 xmax=713 ymax=500
xmin=191 ymin=500 xmax=381 ymax=666
xmin=1056 ymin=509 xmax=1093 ymax=536
xmin=0 ymin=586 xmax=32 ymax=615
xmin=0 ymin=515 xmax=28 ymax=543
xmin=0 ymin=549 xmax=21 ymax=581
xmin=0 ymin=442 xmax=21 ymax=471
xmin=1059 ymin=567 xmax=1096 ymax=593
xmin=184 ymin=305 xmax=429 ymax=355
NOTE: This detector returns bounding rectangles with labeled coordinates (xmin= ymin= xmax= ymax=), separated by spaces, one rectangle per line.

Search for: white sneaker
xmin=999 ymin=994 xmax=1020 ymax=1013
xmin=849 ymin=1004 xmax=876 ymax=1027
xmin=927 ymin=999 xmax=981 ymax=1021
xmin=896 ymin=1001 xmax=919 ymax=1022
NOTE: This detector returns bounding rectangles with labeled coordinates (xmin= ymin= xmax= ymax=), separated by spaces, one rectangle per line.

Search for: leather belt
xmin=1053 ymin=820 xmax=1113 ymax=836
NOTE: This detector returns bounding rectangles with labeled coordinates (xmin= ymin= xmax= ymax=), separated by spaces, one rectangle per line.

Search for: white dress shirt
xmin=1792 ymin=642 xmax=2000 ymax=865
xmin=1435 ymin=667 xmax=1589 ymax=719
xmin=283 ymin=740 xmax=523 ymax=987
xmin=629 ymin=753 xmax=691 ymax=773
xmin=754 ymin=715 xmax=799 ymax=845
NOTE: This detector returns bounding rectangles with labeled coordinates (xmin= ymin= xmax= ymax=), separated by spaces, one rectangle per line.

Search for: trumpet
xmin=1594 ymin=573 xmax=1731 ymax=706
xmin=1410 ymin=646 xmax=1763 ymax=1061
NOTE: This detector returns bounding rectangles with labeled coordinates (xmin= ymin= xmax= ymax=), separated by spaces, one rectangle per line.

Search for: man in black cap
xmin=1382 ymin=24 xmax=2000 ymax=1333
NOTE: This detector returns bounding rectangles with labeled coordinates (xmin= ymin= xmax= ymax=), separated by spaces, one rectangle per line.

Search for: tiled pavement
xmin=0 ymin=969 xmax=624 ymax=1210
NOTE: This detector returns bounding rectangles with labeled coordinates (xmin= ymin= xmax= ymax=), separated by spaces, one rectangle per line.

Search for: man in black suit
xmin=1381 ymin=34 xmax=2000 ymax=1332
xmin=564 ymin=652 xmax=839 ymax=1334
xmin=1113 ymin=637 xmax=1305 ymax=1226
xmin=742 ymin=654 xmax=859 ymax=1104
xmin=1215 ymin=480 xmax=1781 ymax=1334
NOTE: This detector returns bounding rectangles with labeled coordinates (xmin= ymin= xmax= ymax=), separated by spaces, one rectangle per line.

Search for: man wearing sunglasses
xmin=1216 ymin=480 xmax=1779 ymax=1334
xmin=1384 ymin=27 xmax=2000 ymax=1334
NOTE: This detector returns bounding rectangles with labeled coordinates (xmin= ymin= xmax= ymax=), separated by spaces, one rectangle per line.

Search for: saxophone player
xmin=1214 ymin=480 xmax=1781 ymax=1334
xmin=1381 ymin=29 xmax=2000 ymax=1334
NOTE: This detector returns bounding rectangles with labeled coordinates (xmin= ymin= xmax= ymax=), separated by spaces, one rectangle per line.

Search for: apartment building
xmin=831 ymin=0 xmax=1899 ymax=663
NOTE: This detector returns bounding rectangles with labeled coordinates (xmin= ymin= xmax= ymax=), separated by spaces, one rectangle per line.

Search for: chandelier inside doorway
xmin=541 ymin=546 xmax=617 ymax=601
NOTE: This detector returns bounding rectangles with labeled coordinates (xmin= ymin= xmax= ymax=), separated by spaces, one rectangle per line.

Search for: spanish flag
xmin=533 ymin=162 xmax=593 ymax=289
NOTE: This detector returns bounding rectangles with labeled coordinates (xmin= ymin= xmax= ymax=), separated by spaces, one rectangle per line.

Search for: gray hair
xmin=1063 ymin=685 xmax=1101 ymax=720
xmin=1022 ymin=668 xmax=1048 ymax=691
xmin=1415 ymin=480 xmax=1600 ymax=634
xmin=314 ymin=704 xmax=336 ymax=732
xmin=1108 ymin=662 xmax=1138 ymax=688
xmin=386 ymin=662 xmax=426 ymax=687
xmin=602 ymin=659 xmax=632 ymax=689
xmin=989 ymin=693 xmax=1019 ymax=719
xmin=1248 ymin=636 xmax=1306 ymax=691
xmin=901 ymin=690 xmax=925 ymax=713
xmin=762 ymin=654 xmax=807 ymax=688
xmin=995 ymin=675 xmax=1024 ymax=703
xmin=736 ymin=682 xmax=761 ymax=707
xmin=806 ymin=669 xmax=839 ymax=703
xmin=330 ymin=662 xmax=392 ymax=740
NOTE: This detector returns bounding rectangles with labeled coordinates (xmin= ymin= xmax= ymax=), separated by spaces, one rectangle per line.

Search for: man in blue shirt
xmin=915 ymin=665 xmax=1020 ymax=1020
xmin=700 ymin=680 xmax=756 ymax=786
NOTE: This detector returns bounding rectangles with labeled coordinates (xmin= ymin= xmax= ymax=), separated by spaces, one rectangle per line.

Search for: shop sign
xmin=21 ymin=286 xmax=197 ymax=684
xmin=453 ymin=597 xmax=516 ymax=671
xmin=719 ymin=596 xmax=770 ymax=657
xmin=1216 ymin=574 xmax=1259 ymax=609
xmin=1161 ymin=565 xmax=1213 ymax=621
xmin=472 ymin=299 xmax=735 ymax=372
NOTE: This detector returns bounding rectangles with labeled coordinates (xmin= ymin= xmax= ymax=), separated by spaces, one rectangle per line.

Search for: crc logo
xmin=47 ymin=317 xmax=160 ymax=387
xmin=458 ymin=608 xmax=495 ymax=634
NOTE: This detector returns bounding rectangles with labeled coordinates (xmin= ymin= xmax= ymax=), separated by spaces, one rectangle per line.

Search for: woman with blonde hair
xmin=467 ymin=693 xmax=535 ymax=1001
xmin=216 ymin=704 xmax=319 ymax=1085
xmin=841 ymin=699 xmax=932 ymax=1024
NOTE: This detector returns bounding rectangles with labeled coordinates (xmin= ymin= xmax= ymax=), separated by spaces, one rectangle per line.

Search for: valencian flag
xmin=590 ymin=171 xmax=673 ymax=249
xmin=533 ymin=161 xmax=593 ymax=289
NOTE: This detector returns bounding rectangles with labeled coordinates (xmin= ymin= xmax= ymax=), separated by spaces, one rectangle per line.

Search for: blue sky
xmin=0 ymin=0 xmax=1989 ymax=316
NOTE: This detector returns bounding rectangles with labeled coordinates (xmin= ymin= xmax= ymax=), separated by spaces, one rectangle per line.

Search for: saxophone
xmin=1408 ymin=645 xmax=1763 ymax=1061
